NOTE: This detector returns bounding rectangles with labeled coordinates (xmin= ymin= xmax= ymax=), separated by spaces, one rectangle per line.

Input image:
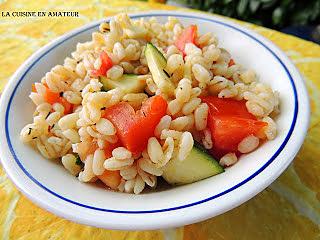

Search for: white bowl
xmin=0 ymin=11 xmax=309 ymax=230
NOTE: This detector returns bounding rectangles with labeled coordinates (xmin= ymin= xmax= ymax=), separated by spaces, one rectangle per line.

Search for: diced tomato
xmin=40 ymin=86 xmax=73 ymax=114
xmin=100 ymin=51 xmax=113 ymax=70
xmin=32 ymin=84 xmax=37 ymax=92
xmin=228 ymin=59 xmax=235 ymax=67
xmin=77 ymin=141 xmax=98 ymax=161
xmin=201 ymin=96 xmax=256 ymax=119
xmin=72 ymin=104 xmax=80 ymax=112
xmin=103 ymin=95 xmax=167 ymax=154
xmin=76 ymin=138 xmax=122 ymax=190
xmin=77 ymin=139 xmax=120 ymax=163
xmin=98 ymin=170 xmax=121 ymax=190
xmin=104 ymin=141 xmax=122 ymax=158
xmin=91 ymin=51 xmax=113 ymax=77
xmin=174 ymin=25 xmax=198 ymax=54
xmin=98 ymin=141 xmax=122 ymax=190
xmin=202 ymin=96 xmax=267 ymax=158
xmin=59 ymin=97 xmax=73 ymax=114
xmin=209 ymin=116 xmax=267 ymax=158
xmin=44 ymin=87 xmax=60 ymax=105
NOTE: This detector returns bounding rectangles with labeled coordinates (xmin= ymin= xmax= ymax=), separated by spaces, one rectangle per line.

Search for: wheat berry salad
xmin=20 ymin=13 xmax=280 ymax=194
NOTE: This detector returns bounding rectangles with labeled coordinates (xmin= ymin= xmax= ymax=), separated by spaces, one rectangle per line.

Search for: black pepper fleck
xmin=45 ymin=112 xmax=50 ymax=119
xmin=163 ymin=69 xmax=170 ymax=78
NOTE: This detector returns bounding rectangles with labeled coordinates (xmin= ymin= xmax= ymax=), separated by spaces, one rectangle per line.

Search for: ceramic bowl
xmin=0 ymin=11 xmax=309 ymax=230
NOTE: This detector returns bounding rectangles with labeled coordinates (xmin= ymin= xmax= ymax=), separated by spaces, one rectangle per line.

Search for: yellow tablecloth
xmin=0 ymin=0 xmax=320 ymax=239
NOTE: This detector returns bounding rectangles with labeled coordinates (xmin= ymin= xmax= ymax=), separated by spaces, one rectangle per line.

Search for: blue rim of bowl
xmin=5 ymin=13 xmax=298 ymax=214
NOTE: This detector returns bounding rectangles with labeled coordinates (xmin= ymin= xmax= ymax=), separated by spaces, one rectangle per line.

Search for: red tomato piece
xmin=32 ymin=83 xmax=37 ymax=92
xmin=201 ymin=96 xmax=256 ymax=119
xmin=103 ymin=95 xmax=167 ymax=154
xmin=208 ymin=116 xmax=267 ymax=158
xmin=36 ymin=85 xmax=74 ymax=114
xmin=77 ymin=138 xmax=120 ymax=162
xmin=98 ymin=141 xmax=122 ymax=190
xmin=91 ymin=51 xmax=113 ymax=77
xmin=77 ymin=141 xmax=98 ymax=161
xmin=58 ymin=97 xmax=73 ymax=114
xmin=228 ymin=59 xmax=235 ymax=67
xmin=98 ymin=170 xmax=121 ymax=190
xmin=43 ymin=86 xmax=60 ymax=105
xmin=104 ymin=141 xmax=122 ymax=158
xmin=174 ymin=25 xmax=198 ymax=54
xmin=202 ymin=96 xmax=267 ymax=158
xmin=72 ymin=104 xmax=80 ymax=112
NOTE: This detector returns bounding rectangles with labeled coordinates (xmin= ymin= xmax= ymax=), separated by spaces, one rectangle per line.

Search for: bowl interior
xmin=6 ymin=15 xmax=295 ymax=212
